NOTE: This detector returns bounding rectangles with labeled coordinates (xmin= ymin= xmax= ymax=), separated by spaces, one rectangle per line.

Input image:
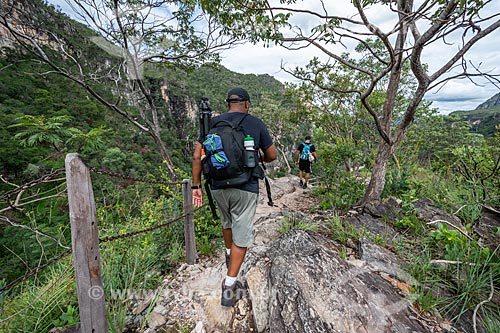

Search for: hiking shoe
xmin=299 ymin=179 xmax=303 ymax=187
xmin=302 ymin=183 xmax=308 ymax=189
xmin=221 ymin=280 xmax=243 ymax=307
xmin=225 ymin=252 xmax=230 ymax=268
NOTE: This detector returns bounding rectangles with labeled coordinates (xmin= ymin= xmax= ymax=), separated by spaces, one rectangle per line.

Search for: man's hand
xmin=295 ymin=160 xmax=299 ymax=166
xmin=192 ymin=188 xmax=203 ymax=207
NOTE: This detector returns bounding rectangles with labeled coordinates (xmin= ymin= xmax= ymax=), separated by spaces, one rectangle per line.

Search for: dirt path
xmin=136 ymin=175 xmax=319 ymax=332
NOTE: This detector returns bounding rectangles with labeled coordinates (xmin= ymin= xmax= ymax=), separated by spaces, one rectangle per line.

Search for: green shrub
xmin=52 ymin=304 xmax=78 ymax=328
xmin=279 ymin=212 xmax=319 ymax=234
xmin=319 ymin=172 xmax=365 ymax=210
xmin=194 ymin=208 xmax=222 ymax=256
xmin=382 ymin=168 xmax=411 ymax=198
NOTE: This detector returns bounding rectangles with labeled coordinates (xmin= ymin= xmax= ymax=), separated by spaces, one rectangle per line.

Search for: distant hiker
xmin=191 ymin=87 xmax=277 ymax=307
xmin=295 ymin=135 xmax=317 ymax=189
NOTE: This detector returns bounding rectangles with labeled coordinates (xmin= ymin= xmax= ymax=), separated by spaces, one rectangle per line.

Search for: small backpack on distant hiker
xmin=300 ymin=142 xmax=315 ymax=162
xmin=202 ymin=114 xmax=263 ymax=188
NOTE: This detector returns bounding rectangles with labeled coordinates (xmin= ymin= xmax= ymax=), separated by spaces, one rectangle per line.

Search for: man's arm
xmin=191 ymin=142 xmax=203 ymax=207
xmin=295 ymin=150 xmax=300 ymax=166
xmin=262 ymin=144 xmax=277 ymax=163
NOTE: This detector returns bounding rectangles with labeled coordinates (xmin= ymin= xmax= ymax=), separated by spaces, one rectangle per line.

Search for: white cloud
xmin=425 ymin=80 xmax=498 ymax=113
xmin=220 ymin=42 xmax=322 ymax=83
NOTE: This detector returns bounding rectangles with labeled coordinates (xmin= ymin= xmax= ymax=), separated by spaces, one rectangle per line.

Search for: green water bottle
xmin=244 ymin=135 xmax=256 ymax=168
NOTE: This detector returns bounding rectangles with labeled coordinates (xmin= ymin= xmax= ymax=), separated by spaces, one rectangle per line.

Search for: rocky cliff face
xmin=0 ymin=0 xmax=71 ymax=50
xmin=169 ymin=94 xmax=199 ymax=138
xmin=476 ymin=92 xmax=500 ymax=110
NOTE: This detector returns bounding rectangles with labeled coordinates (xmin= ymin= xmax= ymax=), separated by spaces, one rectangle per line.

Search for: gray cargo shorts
xmin=211 ymin=188 xmax=258 ymax=247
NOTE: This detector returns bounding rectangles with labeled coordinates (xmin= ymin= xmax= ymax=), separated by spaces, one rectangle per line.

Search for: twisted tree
xmin=205 ymin=0 xmax=500 ymax=204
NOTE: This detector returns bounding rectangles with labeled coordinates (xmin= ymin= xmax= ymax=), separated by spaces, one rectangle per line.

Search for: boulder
xmin=363 ymin=197 xmax=402 ymax=220
xmin=473 ymin=206 xmax=500 ymax=252
xmin=413 ymin=198 xmax=463 ymax=228
xmin=346 ymin=212 xmax=398 ymax=239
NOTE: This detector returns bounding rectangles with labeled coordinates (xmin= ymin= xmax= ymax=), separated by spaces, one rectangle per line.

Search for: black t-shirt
xmin=199 ymin=111 xmax=273 ymax=193
xmin=297 ymin=142 xmax=316 ymax=160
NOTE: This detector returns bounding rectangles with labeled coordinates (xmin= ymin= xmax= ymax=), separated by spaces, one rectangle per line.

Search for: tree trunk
xmin=151 ymin=133 xmax=178 ymax=182
xmin=276 ymin=144 xmax=291 ymax=174
xmin=360 ymin=140 xmax=393 ymax=205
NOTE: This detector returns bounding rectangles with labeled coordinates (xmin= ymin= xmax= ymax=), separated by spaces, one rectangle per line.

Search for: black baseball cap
xmin=226 ymin=87 xmax=250 ymax=102
xmin=305 ymin=135 xmax=312 ymax=140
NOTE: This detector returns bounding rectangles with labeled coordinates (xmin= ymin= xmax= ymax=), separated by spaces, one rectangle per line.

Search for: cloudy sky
xmin=48 ymin=0 xmax=500 ymax=114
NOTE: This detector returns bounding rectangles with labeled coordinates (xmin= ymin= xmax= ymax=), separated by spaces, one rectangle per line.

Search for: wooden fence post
xmin=65 ymin=153 xmax=108 ymax=332
xmin=182 ymin=179 xmax=197 ymax=264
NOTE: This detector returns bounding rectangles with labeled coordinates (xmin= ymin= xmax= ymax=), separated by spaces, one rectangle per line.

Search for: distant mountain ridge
xmin=476 ymin=92 xmax=500 ymax=110
xmin=449 ymin=92 xmax=500 ymax=137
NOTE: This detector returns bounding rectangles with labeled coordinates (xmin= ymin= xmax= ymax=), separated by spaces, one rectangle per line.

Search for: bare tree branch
xmin=0 ymin=215 xmax=70 ymax=250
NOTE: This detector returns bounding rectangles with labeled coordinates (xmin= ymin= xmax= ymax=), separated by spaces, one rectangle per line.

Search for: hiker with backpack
xmin=295 ymin=135 xmax=317 ymax=189
xmin=191 ymin=87 xmax=277 ymax=307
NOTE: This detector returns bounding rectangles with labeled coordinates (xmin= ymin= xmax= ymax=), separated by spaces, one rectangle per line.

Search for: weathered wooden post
xmin=182 ymin=179 xmax=197 ymax=264
xmin=65 ymin=153 xmax=108 ymax=332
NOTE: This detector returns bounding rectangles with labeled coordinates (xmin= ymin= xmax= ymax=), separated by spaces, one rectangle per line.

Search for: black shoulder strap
xmin=212 ymin=113 xmax=249 ymax=129
xmin=236 ymin=113 xmax=249 ymax=126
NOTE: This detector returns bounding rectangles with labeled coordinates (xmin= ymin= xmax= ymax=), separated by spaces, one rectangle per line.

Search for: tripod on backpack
xmin=199 ymin=97 xmax=219 ymax=220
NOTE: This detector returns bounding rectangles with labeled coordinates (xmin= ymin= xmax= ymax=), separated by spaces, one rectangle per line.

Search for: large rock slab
xmin=239 ymin=230 xmax=428 ymax=333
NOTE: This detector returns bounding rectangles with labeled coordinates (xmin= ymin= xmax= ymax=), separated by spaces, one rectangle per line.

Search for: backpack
xmin=202 ymin=114 xmax=256 ymax=188
xmin=300 ymin=142 xmax=314 ymax=161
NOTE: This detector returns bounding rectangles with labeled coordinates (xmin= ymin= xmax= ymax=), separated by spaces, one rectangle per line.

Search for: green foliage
xmin=327 ymin=212 xmax=366 ymax=244
xmin=194 ymin=208 xmax=222 ymax=256
xmin=439 ymin=245 xmax=500 ymax=328
xmin=403 ymin=246 xmax=436 ymax=285
xmin=413 ymin=288 xmax=445 ymax=314
xmin=429 ymin=223 xmax=467 ymax=255
xmin=382 ymin=168 xmax=411 ymax=199
xmin=279 ymin=212 xmax=319 ymax=234
xmin=0 ymin=262 xmax=76 ymax=333
xmin=102 ymin=147 xmax=128 ymax=172
xmin=394 ymin=214 xmax=425 ymax=234
xmin=66 ymin=125 xmax=111 ymax=155
xmin=0 ymin=279 xmax=5 ymax=316
xmin=52 ymin=305 xmax=78 ymax=328
xmin=9 ymin=115 xmax=75 ymax=150
xmin=448 ymin=140 xmax=500 ymax=204
xmin=159 ymin=63 xmax=284 ymax=114
xmin=318 ymin=172 xmax=365 ymax=210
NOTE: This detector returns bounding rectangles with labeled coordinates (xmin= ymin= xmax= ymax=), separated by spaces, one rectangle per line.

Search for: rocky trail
xmin=131 ymin=175 xmax=315 ymax=332
xmin=127 ymin=176 xmax=471 ymax=333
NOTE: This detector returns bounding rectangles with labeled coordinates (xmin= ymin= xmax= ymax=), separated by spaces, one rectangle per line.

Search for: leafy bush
xmin=52 ymin=305 xmax=78 ymax=328
xmin=318 ymin=172 xmax=365 ymax=210
xmin=429 ymin=223 xmax=467 ymax=257
xmin=193 ymin=208 xmax=222 ymax=256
